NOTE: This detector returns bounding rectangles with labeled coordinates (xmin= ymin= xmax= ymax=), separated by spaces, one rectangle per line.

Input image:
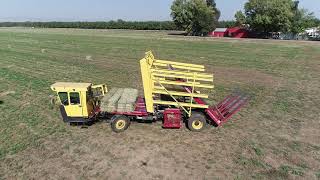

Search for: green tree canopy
xmin=235 ymin=11 xmax=246 ymax=26
xmin=244 ymin=0 xmax=295 ymax=33
xmin=291 ymin=8 xmax=319 ymax=34
xmin=171 ymin=0 xmax=220 ymax=36
xmin=236 ymin=0 xmax=320 ymax=34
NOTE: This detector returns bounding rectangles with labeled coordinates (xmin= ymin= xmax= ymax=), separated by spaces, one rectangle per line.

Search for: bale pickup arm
xmin=184 ymin=86 xmax=249 ymax=126
xmin=140 ymin=51 xmax=249 ymax=126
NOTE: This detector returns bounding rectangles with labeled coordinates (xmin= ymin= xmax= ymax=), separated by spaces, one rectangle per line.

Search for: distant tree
xmin=206 ymin=0 xmax=215 ymax=7
xmin=290 ymin=1 xmax=319 ymax=33
xmin=236 ymin=0 xmax=319 ymax=35
xmin=206 ymin=0 xmax=221 ymax=22
xmin=217 ymin=20 xmax=236 ymax=28
xmin=316 ymin=19 xmax=320 ymax=26
xmin=171 ymin=0 xmax=192 ymax=32
xmin=234 ymin=11 xmax=246 ymax=26
xmin=291 ymin=9 xmax=318 ymax=33
xmin=243 ymin=0 xmax=295 ymax=33
xmin=171 ymin=0 xmax=220 ymax=36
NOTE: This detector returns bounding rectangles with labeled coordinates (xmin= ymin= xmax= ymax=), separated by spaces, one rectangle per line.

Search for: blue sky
xmin=0 ymin=0 xmax=319 ymax=21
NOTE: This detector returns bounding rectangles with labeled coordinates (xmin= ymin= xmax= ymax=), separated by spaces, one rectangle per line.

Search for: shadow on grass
xmin=167 ymin=32 xmax=187 ymax=36
xmin=0 ymin=101 xmax=3 ymax=104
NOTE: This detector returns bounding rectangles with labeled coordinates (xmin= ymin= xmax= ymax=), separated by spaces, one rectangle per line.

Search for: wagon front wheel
xmin=111 ymin=115 xmax=130 ymax=133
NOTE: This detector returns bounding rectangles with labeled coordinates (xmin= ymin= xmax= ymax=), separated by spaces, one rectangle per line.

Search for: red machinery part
xmin=206 ymin=94 xmax=249 ymax=126
xmin=184 ymin=86 xmax=249 ymax=126
xmin=107 ymin=97 xmax=149 ymax=117
xmin=163 ymin=109 xmax=182 ymax=129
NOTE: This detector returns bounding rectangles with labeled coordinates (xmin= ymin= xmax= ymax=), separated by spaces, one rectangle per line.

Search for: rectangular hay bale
xmin=117 ymin=88 xmax=138 ymax=112
xmin=100 ymin=88 xmax=139 ymax=113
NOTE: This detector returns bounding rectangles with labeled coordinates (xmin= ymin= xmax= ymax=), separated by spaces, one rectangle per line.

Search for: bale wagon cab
xmin=51 ymin=51 xmax=249 ymax=132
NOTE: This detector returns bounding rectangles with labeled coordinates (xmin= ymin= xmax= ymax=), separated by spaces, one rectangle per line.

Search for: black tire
xmin=187 ymin=112 xmax=206 ymax=132
xmin=110 ymin=115 xmax=130 ymax=133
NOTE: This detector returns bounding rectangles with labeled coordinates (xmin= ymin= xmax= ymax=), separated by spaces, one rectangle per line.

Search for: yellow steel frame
xmin=140 ymin=51 xmax=214 ymax=117
xmin=92 ymin=84 xmax=108 ymax=96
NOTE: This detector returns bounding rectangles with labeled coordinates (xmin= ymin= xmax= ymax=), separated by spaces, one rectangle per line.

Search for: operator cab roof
xmin=51 ymin=82 xmax=92 ymax=91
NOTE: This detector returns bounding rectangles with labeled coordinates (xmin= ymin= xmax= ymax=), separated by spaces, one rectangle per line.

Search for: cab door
xmin=58 ymin=91 xmax=83 ymax=117
xmin=67 ymin=91 xmax=83 ymax=117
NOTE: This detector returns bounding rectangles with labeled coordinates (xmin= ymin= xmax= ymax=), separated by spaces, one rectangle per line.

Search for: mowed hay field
xmin=0 ymin=28 xmax=320 ymax=179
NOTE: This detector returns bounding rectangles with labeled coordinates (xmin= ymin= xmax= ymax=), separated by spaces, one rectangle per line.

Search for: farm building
xmin=209 ymin=27 xmax=249 ymax=38
xmin=209 ymin=28 xmax=227 ymax=37
xmin=227 ymin=27 xmax=249 ymax=38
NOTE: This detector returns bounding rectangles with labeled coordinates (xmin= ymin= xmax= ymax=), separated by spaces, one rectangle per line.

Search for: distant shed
xmin=209 ymin=28 xmax=228 ymax=37
xmin=209 ymin=27 xmax=250 ymax=38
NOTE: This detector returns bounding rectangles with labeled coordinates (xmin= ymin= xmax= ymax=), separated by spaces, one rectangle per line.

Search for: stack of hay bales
xmin=100 ymin=88 xmax=138 ymax=113
xmin=117 ymin=88 xmax=139 ymax=112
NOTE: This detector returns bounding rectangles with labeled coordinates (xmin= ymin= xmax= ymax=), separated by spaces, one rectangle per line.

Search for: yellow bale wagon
xmin=51 ymin=51 xmax=249 ymax=133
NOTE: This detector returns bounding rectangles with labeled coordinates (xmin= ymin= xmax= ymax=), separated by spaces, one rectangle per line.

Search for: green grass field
xmin=0 ymin=28 xmax=319 ymax=179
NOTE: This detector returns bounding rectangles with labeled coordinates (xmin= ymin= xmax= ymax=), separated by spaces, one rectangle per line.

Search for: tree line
xmin=0 ymin=20 xmax=178 ymax=30
xmin=2 ymin=0 xmax=318 ymax=37
xmin=0 ymin=20 xmax=236 ymax=30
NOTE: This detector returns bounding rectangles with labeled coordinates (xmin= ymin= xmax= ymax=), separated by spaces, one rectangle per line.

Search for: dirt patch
xmin=209 ymin=66 xmax=283 ymax=88
xmin=0 ymin=122 xmax=250 ymax=179
xmin=296 ymin=121 xmax=320 ymax=146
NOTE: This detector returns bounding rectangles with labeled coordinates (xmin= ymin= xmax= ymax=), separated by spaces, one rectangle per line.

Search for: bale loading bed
xmin=100 ymin=88 xmax=138 ymax=113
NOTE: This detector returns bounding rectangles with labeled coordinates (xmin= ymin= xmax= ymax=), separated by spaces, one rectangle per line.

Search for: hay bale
xmin=117 ymin=88 xmax=138 ymax=112
xmin=100 ymin=88 xmax=123 ymax=112
xmin=107 ymin=88 xmax=124 ymax=112
xmin=101 ymin=88 xmax=117 ymax=102
xmin=100 ymin=88 xmax=138 ymax=113
xmin=86 ymin=55 xmax=92 ymax=60
xmin=0 ymin=91 xmax=15 ymax=97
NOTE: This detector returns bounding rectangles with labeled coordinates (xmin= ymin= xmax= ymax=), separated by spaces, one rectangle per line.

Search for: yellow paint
xmin=151 ymin=69 xmax=213 ymax=78
xmin=140 ymin=55 xmax=155 ymax=113
xmin=116 ymin=119 xmax=126 ymax=129
xmin=192 ymin=120 xmax=204 ymax=130
xmin=155 ymin=59 xmax=205 ymax=68
xmin=153 ymin=100 xmax=209 ymax=109
xmin=92 ymin=84 xmax=108 ymax=96
xmin=51 ymin=82 xmax=92 ymax=91
xmin=157 ymin=82 xmax=190 ymax=115
xmin=153 ymin=80 xmax=214 ymax=89
xmin=153 ymin=63 xmax=205 ymax=72
xmin=152 ymin=72 xmax=213 ymax=82
xmin=152 ymin=89 xmax=208 ymax=98
xmin=51 ymin=82 xmax=107 ymax=118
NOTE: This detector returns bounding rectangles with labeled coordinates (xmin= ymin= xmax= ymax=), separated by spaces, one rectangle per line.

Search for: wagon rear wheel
xmin=187 ymin=112 xmax=206 ymax=132
xmin=111 ymin=115 xmax=130 ymax=133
